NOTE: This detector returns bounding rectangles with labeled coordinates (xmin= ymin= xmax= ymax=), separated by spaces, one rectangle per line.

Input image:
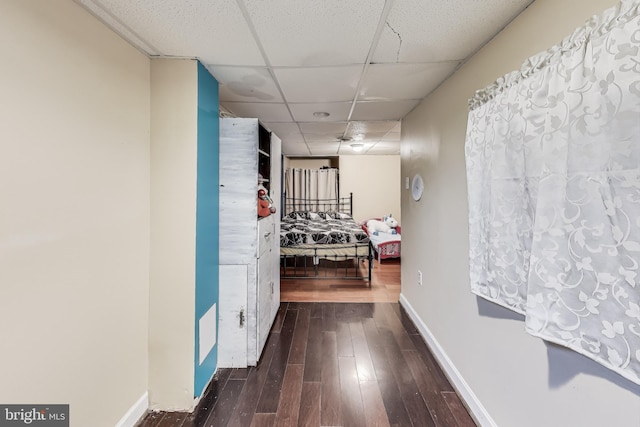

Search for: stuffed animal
xmin=258 ymin=174 xmax=276 ymax=214
xmin=258 ymin=189 xmax=272 ymax=217
xmin=366 ymin=214 xmax=398 ymax=235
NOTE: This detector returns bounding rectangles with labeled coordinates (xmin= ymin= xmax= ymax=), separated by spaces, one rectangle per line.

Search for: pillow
xmin=287 ymin=211 xmax=307 ymax=221
xmin=326 ymin=211 xmax=352 ymax=220
xmin=307 ymin=211 xmax=328 ymax=220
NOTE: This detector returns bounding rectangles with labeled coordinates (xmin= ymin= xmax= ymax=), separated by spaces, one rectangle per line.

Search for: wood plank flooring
xmin=280 ymin=258 xmax=401 ymax=303
xmin=136 ymin=301 xmax=477 ymax=427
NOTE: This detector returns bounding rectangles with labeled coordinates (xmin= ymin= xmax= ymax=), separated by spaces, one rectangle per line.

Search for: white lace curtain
xmin=284 ymin=168 xmax=339 ymax=213
xmin=465 ymin=0 xmax=640 ymax=384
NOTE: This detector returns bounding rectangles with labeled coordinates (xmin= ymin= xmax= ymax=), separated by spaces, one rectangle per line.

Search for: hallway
xmin=136 ymin=300 xmax=476 ymax=427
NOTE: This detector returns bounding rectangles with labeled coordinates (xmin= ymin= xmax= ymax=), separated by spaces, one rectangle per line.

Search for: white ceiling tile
xmin=274 ymin=66 xmax=362 ymax=103
xmin=373 ymin=0 xmax=533 ymax=63
xmin=282 ymin=141 xmax=311 ymax=156
xmin=299 ymin=122 xmax=349 ymax=135
xmin=87 ymin=0 xmax=265 ymax=65
xmin=346 ymin=121 xmax=399 ymax=137
xmin=280 ymin=136 xmax=308 ymax=145
xmin=81 ymin=0 xmax=533 ymax=159
xmin=364 ymin=141 xmax=401 ymax=154
xmin=308 ymin=142 xmax=341 ymax=156
xmin=304 ymin=135 xmax=343 ymax=143
xmin=289 ymin=103 xmax=352 ymax=122
xmin=262 ymin=122 xmax=303 ymax=139
xmin=243 ymin=0 xmax=386 ymax=66
xmin=359 ymin=63 xmax=459 ymax=101
xmin=357 ymin=132 xmax=389 ymax=141
xmin=222 ymin=102 xmax=293 ymax=122
xmin=381 ymin=131 xmax=401 ymax=142
xmin=208 ymin=66 xmax=283 ymax=103
xmin=351 ymin=100 xmax=420 ymax=121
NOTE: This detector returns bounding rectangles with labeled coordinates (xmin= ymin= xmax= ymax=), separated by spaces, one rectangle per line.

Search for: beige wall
xmin=400 ymin=0 xmax=640 ymax=426
xmin=338 ymin=155 xmax=401 ymax=223
xmin=289 ymin=158 xmax=333 ymax=169
xmin=0 ymin=1 xmax=150 ymax=426
xmin=149 ymin=59 xmax=198 ymax=410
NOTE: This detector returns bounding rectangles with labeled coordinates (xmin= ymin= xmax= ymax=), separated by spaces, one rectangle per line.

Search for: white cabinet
xmin=218 ymin=118 xmax=281 ymax=367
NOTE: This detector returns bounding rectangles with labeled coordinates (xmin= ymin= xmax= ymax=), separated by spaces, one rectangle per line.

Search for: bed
xmin=280 ymin=193 xmax=372 ymax=282
xmin=361 ymin=218 xmax=401 ymax=265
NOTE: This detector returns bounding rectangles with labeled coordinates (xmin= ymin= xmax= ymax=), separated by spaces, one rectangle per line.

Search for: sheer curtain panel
xmin=465 ymin=0 xmax=640 ymax=384
xmin=285 ymin=168 xmax=339 ymax=213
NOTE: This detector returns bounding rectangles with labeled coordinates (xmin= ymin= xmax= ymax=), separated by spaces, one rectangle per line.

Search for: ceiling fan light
xmin=350 ymin=143 xmax=364 ymax=152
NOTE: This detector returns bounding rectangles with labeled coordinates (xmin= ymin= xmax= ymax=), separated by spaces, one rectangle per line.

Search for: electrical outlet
xmin=418 ymin=270 xmax=423 ymax=286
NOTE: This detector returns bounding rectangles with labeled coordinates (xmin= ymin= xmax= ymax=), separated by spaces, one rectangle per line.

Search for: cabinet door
xmin=268 ymin=133 xmax=281 ymax=323
xmin=257 ymin=249 xmax=273 ymax=356
xmin=270 ymin=222 xmax=280 ymax=322
xmin=218 ymin=265 xmax=248 ymax=368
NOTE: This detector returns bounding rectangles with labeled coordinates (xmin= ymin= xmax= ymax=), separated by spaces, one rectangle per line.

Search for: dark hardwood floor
xmin=136 ymin=301 xmax=477 ymax=427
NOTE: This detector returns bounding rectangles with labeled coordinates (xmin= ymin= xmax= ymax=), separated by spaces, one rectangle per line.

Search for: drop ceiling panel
xmin=80 ymin=0 xmax=534 ymax=157
xmin=243 ymin=0 xmax=386 ymax=67
xmin=289 ymin=103 xmax=352 ymax=122
xmin=358 ymin=132 xmax=390 ymax=141
xmin=359 ymin=63 xmax=459 ymax=101
xmin=262 ymin=122 xmax=304 ymax=140
xmin=351 ymin=100 xmax=420 ymax=121
xmin=274 ymin=66 xmax=362 ymax=103
xmin=222 ymin=102 xmax=292 ymax=122
xmin=209 ymin=66 xmax=283 ymax=102
xmin=307 ymin=142 xmax=340 ymax=156
xmin=299 ymin=122 xmax=349 ymax=135
xmin=373 ymin=0 xmax=533 ymax=63
xmin=346 ymin=121 xmax=399 ymax=136
xmin=381 ymin=131 xmax=401 ymax=142
xmin=364 ymin=141 xmax=401 ymax=154
xmin=304 ymin=135 xmax=343 ymax=143
xmin=282 ymin=142 xmax=311 ymax=156
xmin=85 ymin=0 xmax=265 ymax=65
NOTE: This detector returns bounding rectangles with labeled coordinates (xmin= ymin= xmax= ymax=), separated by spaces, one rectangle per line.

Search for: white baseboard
xmin=115 ymin=391 xmax=149 ymax=427
xmin=399 ymin=294 xmax=496 ymax=427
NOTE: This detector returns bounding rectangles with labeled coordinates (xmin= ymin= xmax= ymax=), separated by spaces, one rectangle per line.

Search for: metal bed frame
xmin=280 ymin=192 xmax=373 ymax=283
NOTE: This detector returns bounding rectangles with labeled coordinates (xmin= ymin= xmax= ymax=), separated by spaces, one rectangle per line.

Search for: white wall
xmin=149 ymin=59 xmax=198 ymax=410
xmin=0 ymin=1 xmax=150 ymax=426
xmin=339 ymin=155 xmax=401 ymax=223
xmin=400 ymin=0 xmax=640 ymax=426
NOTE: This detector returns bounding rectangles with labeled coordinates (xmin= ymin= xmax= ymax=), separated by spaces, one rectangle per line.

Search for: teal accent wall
xmin=194 ymin=61 xmax=219 ymax=397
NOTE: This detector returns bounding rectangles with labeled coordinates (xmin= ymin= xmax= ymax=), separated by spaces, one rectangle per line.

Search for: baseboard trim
xmin=115 ymin=391 xmax=149 ymax=427
xmin=399 ymin=294 xmax=496 ymax=427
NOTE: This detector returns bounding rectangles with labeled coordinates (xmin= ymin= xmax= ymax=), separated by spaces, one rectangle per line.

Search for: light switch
xmin=405 ymin=176 xmax=410 ymax=190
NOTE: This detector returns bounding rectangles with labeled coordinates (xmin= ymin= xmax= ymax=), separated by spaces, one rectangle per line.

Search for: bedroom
xmin=2 ymin=1 xmax=639 ymax=426
xmin=279 ymin=155 xmax=402 ymax=301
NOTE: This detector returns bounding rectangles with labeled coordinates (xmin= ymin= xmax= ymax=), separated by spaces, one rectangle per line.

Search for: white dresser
xmin=218 ymin=118 xmax=281 ymax=367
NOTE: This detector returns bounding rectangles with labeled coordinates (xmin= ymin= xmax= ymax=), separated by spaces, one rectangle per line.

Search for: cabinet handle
xmin=270 ymin=281 xmax=274 ymax=294
xmin=239 ymin=309 xmax=245 ymax=328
